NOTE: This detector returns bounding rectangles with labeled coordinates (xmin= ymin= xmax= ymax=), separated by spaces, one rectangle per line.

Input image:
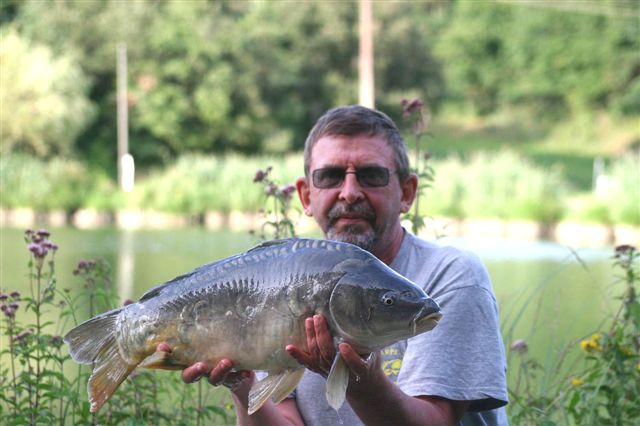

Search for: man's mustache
xmin=327 ymin=202 xmax=376 ymax=226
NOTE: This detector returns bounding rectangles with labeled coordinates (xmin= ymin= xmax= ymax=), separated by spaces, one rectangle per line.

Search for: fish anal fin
xmin=138 ymin=350 xmax=188 ymax=370
xmin=325 ymin=353 xmax=349 ymax=411
xmin=248 ymin=368 xmax=304 ymax=415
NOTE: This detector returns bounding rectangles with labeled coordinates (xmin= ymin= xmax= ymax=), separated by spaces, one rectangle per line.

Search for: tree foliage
xmin=2 ymin=0 xmax=638 ymax=169
xmin=435 ymin=1 xmax=640 ymax=117
xmin=0 ymin=27 xmax=94 ymax=156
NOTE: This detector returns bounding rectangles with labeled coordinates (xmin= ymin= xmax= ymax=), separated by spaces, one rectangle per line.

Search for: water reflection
xmin=117 ymin=229 xmax=135 ymax=302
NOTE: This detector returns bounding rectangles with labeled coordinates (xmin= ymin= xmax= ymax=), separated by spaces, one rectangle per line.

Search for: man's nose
xmin=338 ymin=172 xmax=365 ymax=204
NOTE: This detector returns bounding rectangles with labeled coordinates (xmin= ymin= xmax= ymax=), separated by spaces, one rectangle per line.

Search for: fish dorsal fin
xmin=246 ymin=238 xmax=296 ymax=253
xmin=138 ymin=268 xmax=199 ymax=302
xmin=248 ymin=368 xmax=304 ymax=415
xmin=325 ymin=353 xmax=349 ymax=411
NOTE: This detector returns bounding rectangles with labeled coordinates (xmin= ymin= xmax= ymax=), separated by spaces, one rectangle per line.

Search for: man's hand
xmin=285 ymin=314 xmax=377 ymax=382
xmin=155 ymin=343 xmax=254 ymax=397
xmin=285 ymin=314 xmax=335 ymax=377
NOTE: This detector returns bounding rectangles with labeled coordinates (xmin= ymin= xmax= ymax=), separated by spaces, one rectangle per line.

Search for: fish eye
xmin=381 ymin=293 xmax=395 ymax=306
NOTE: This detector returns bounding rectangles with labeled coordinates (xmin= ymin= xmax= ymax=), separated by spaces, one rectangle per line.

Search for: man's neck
xmin=372 ymin=225 xmax=405 ymax=265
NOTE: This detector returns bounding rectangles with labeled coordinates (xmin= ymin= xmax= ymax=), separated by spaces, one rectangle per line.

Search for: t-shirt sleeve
xmin=396 ymin=251 xmax=508 ymax=412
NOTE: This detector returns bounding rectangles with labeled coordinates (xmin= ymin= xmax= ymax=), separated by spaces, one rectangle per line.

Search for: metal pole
xmin=116 ymin=43 xmax=129 ymax=190
xmin=359 ymin=0 xmax=374 ymax=108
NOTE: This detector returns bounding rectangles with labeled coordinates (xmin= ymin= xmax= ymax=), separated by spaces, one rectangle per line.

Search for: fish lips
xmin=412 ymin=300 xmax=442 ymax=334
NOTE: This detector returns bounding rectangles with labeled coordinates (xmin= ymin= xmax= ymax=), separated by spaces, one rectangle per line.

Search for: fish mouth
xmin=412 ymin=310 xmax=443 ymax=334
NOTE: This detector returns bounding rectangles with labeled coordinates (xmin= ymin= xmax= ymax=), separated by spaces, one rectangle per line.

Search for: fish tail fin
xmin=64 ymin=309 xmax=137 ymax=413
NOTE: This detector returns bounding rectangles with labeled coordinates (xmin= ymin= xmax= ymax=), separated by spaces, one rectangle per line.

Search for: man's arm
xmin=339 ymin=342 xmax=470 ymax=426
xmin=285 ymin=315 xmax=470 ymax=426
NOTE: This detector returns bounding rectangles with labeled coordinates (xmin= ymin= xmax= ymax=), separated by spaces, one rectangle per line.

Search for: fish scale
xmin=64 ymin=238 xmax=441 ymax=414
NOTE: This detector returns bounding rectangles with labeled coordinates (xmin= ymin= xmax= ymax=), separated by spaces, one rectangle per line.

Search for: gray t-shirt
xmin=293 ymin=232 xmax=509 ymax=425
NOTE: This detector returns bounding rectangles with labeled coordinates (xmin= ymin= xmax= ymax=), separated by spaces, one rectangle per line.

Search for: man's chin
xmin=327 ymin=226 xmax=376 ymax=252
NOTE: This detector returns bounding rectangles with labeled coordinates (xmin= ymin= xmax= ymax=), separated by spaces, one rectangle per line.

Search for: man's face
xmin=296 ymin=134 xmax=415 ymax=253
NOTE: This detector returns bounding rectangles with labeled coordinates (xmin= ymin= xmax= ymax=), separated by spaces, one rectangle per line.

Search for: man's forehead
xmin=311 ymin=134 xmax=394 ymax=167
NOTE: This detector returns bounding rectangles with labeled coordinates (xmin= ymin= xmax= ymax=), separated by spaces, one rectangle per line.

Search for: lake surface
xmin=0 ymin=226 xmax=621 ymax=388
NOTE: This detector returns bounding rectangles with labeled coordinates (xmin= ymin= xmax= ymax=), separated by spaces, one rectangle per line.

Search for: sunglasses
xmin=311 ymin=166 xmax=393 ymax=189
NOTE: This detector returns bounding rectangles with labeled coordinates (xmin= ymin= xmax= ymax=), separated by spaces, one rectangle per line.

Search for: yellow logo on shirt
xmin=380 ymin=347 xmax=403 ymax=381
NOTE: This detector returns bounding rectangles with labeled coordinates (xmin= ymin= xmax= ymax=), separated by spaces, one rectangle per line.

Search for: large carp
xmin=64 ymin=238 xmax=441 ymax=414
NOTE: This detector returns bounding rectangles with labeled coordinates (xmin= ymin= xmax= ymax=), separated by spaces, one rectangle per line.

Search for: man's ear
xmin=400 ymin=173 xmax=418 ymax=214
xmin=296 ymin=176 xmax=313 ymax=216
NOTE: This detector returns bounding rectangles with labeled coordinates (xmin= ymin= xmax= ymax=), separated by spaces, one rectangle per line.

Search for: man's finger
xmin=313 ymin=314 xmax=335 ymax=362
xmin=305 ymin=317 xmax=317 ymax=356
xmin=286 ymin=344 xmax=312 ymax=366
xmin=156 ymin=342 xmax=172 ymax=353
xmin=338 ymin=343 xmax=370 ymax=377
xmin=182 ymin=362 xmax=208 ymax=384
xmin=208 ymin=358 xmax=234 ymax=385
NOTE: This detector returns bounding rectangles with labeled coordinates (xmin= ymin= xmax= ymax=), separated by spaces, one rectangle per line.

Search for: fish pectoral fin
xmin=248 ymin=368 xmax=304 ymax=415
xmin=138 ymin=351 xmax=188 ymax=370
xmin=325 ymin=353 xmax=349 ymax=411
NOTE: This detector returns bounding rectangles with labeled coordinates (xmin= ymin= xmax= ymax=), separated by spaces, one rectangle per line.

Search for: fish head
xmin=328 ymin=263 xmax=441 ymax=353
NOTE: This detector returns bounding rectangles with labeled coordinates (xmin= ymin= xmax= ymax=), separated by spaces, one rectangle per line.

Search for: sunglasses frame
xmin=311 ymin=166 xmax=393 ymax=189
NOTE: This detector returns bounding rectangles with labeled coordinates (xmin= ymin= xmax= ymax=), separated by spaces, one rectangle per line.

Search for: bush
xmin=606 ymin=153 xmax=640 ymax=226
xmin=424 ymin=150 xmax=567 ymax=223
xmin=0 ymin=154 xmax=96 ymax=212
xmin=129 ymin=154 xmax=302 ymax=214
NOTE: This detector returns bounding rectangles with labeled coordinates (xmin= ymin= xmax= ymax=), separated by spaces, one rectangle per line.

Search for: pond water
xmin=0 ymin=226 xmax=621 ymax=391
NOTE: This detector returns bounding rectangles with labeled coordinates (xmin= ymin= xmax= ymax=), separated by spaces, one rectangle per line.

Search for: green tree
xmin=0 ymin=28 xmax=94 ymax=157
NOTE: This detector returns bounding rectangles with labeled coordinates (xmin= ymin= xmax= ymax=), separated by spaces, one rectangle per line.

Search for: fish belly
xmin=137 ymin=279 xmax=321 ymax=371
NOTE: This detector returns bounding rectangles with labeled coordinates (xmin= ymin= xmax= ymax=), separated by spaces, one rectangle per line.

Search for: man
xmin=180 ymin=105 xmax=508 ymax=425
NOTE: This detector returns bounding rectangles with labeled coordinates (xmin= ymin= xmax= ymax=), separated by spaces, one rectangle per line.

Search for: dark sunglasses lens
xmin=313 ymin=168 xmax=345 ymax=188
xmin=358 ymin=167 xmax=389 ymax=187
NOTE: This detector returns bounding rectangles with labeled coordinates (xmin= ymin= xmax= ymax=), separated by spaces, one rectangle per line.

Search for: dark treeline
xmin=1 ymin=0 xmax=638 ymax=175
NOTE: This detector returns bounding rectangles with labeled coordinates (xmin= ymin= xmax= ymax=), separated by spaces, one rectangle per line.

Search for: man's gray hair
xmin=303 ymin=105 xmax=411 ymax=182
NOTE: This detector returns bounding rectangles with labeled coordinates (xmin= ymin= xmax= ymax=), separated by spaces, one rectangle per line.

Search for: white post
xmin=359 ymin=0 xmax=374 ymax=108
xmin=117 ymin=43 xmax=133 ymax=191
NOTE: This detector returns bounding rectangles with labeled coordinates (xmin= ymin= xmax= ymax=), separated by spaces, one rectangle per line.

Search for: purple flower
xmin=2 ymin=305 xmax=15 ymax=318
xmin=615 ymin=244 xmax=635 ymax=257
xmin=265 ymin=183 xmax=278 ymax=196
xmin=510 ymin=339 xmax=528 ymax=354
xmin=0 ymin=293 xmax=7 ymax=301
xmin=401 ymin=98 xmax=424 ymax=118
xmin=280 ymin=184 xmax=296 ymax=201
xmin=28 ymin=243 xmax=47 ymax=258
xmin=9 ymin=291 xmax=20 ymax=300
xmin=50 ymin=335 xmax=63 ymax=347
xmin=26 ymin=228 xmax=58 ymax=259
xmin=36 ymin=229 xmax=50 ymax=238
xmin=12 ymin=329 xmax=33 ymax=343
xmin=253 ymin=166 xmax=273 ymax=183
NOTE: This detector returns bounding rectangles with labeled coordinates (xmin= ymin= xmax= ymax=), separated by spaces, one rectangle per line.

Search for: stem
xmin=153 ymin=372 xmax=158 ymax=418
xmin=34 ymin=265 xmax=42 ymax=423
xmin=197 ymin=380 xmax=203 ymax=426
xmin=413 ymin=132 xmax=422 ymax=234
xmin=273 ymin=196 xmax=280 ymax=239
xmin=58 ymin=351 xmax=64 ymax=426
xmin=8 ymin=320 xmax=18 ymax=416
